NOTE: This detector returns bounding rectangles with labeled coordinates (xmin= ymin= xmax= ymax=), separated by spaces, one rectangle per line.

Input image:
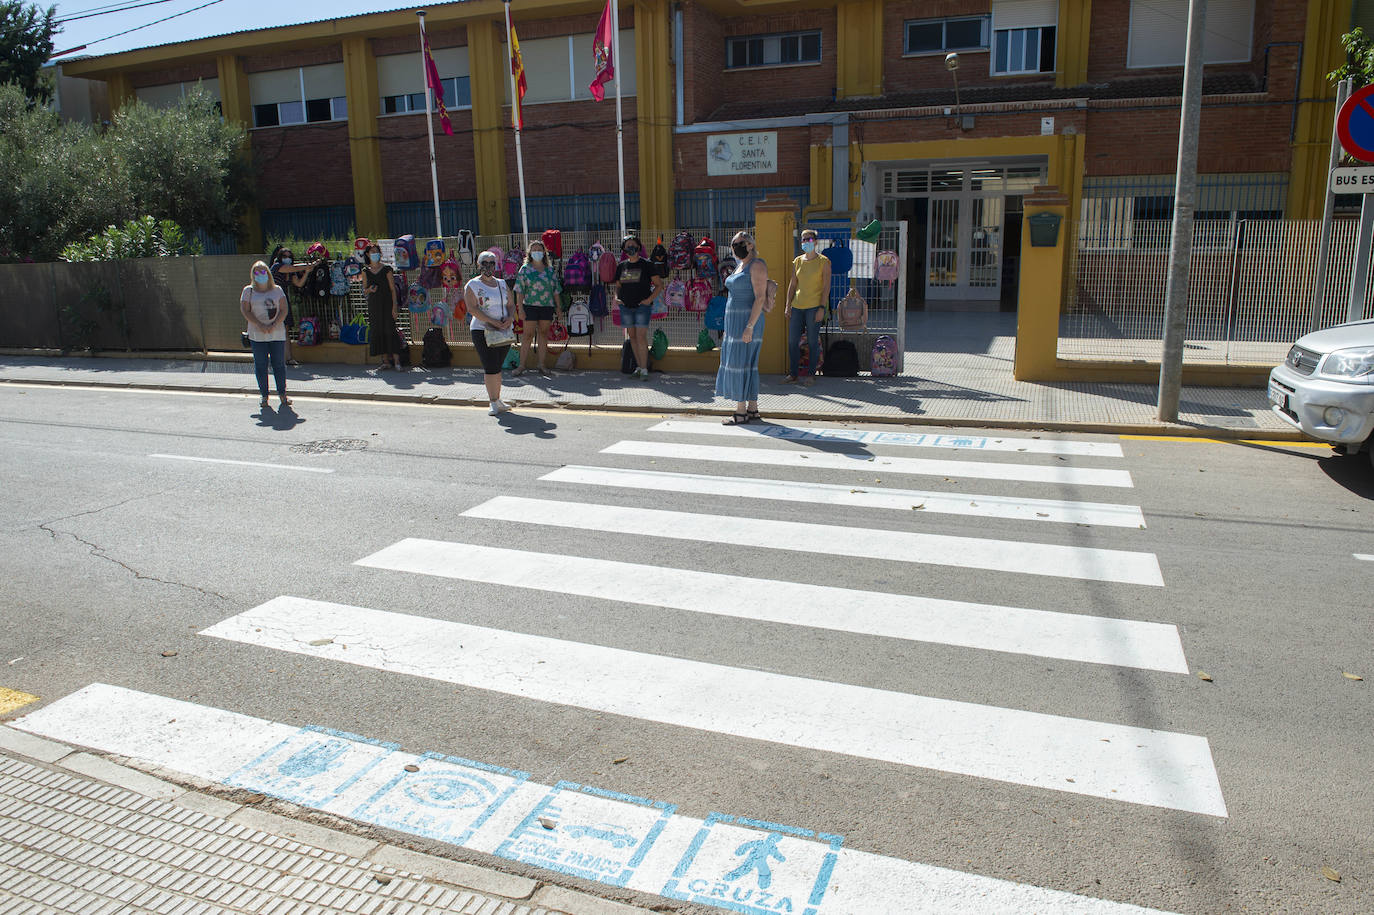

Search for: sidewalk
xmin=0 ymin=726 xmax=651 ymax=915
xmin=0 ymin=352 xmax=1296 ymax=436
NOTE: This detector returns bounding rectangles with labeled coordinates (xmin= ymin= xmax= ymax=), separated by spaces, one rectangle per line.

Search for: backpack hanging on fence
xmin=456 ymin=230 xmax=477 ymax=267
xmin=651 ymin=293 xmax=668 ymax=321
xmin=296 ymin=316 xmax=322 ymax=346
xmin=589 ymin=284 xmax=609 ymax=318
xmin=649 ymin=237 xmax=670 ymax=277
xmin=597 ymin=248 xmax=618 ymax=285
xmin=503 ymin=247 xmax=521 ymax=280
xmin=421 ymin=240 xmax=446 ymax=287
xmin=565 ymin=298 xmax=594 ymax=353
xmin=305 ymin=260 xmax=331 ymax=298
xmin=704 ymin=295 xmax=727 ymax=332
xmin=669 ymin=231 xmax=693 ymax=269
xmin=685 ymin=279 xmax=711 ymax=313
xmin=407 ymin=282 xmax=428 ymax=316
xmin=587 ymin=240 xmax=607 ymax=269
xmin=822 ymin=240 xmax=853 ymax=275
xmin=547 ymin=318 xmax=568 ymax=342
xmin=837 ymin=287 xmax=868 ymax=331
xmin=876 ymin=250 xmax=900 ymax=286
xmin=328 ymin=261 xmax=349 ymax=296
xmin=393 ymin=235 xmax=418 ymax=270
xmin=870 ymin=334 xmax=899 ymax=377
xmin=390 ymin=270 xmax=407 ymax=311
xmin=421 ymin=326 xmax=452 ymax=367
xmin=692 ymin=237 xmax=718 ymax=280
xmin=665 ymin=278 xmax=686 ymax=310
xmin=563 ymin=250 xmax=591 ymax=287
xmin=541 ymin=228 xmax=563 ymax=260
xmin=823 ymin=339 xmax=860 ymax=376
xmin=429 ymin=304 xmax=448 ymax=327
xmin=651 ymin=327 xmax=669 ymax=361
xmin=716 ymin=256 xmax=737 ymax=288
xmin=344 ymin=256 xmax=363 ymax=278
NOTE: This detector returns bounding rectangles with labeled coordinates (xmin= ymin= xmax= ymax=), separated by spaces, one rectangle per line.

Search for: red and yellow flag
xmin=509 ymin=18 xmax=527 ymax=129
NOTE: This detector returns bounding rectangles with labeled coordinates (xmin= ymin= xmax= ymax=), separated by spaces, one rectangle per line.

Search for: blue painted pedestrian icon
xmin=724 ymin=832 xmax=786 ymax=889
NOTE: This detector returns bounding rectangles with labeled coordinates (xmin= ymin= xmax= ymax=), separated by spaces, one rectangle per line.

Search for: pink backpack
xmin=502 ymin=247 xmax=520 ymax=279
xmin=870 ymin=334 xmax=899 ymax=377
xmin=563 ymin=250 xmax=591 ymax=287
xmin=598 ymin=249 xmax=618 ymax=284
xmin=876 ymin=250 xmax=900 ymax=284
xmin=665 ymin=278 xmax=686 ymax=310
xmin=685 ymin=279 xmax=712 ymax=313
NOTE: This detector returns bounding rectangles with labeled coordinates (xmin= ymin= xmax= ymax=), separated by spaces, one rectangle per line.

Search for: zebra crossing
xmin=13 ymin=418 xmax=1221 ymax=914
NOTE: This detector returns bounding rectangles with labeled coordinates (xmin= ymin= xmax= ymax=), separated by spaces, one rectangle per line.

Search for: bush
xmin=60 ymin=216 xmax=203 ymax=262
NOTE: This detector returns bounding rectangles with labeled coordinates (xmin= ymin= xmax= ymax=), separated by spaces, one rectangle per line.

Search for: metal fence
xmin=1060 ymin=217 xmax=1374 ymax=364
xmin=676 ymin=187 xmax=810 ymax=238
xmin=386 ymin=200 xmax=481 ymax=239
xmin=805 ymin=219 xmax=906 ymax=373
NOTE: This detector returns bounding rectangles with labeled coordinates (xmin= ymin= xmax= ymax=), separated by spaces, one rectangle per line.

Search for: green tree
xmin=60 ymin=215 xmax=203 ymax=261
xmin=1329 ymin=28 xmax=1374 ymax=87
xmin=0 ymin=1 xmax=55 ymax=103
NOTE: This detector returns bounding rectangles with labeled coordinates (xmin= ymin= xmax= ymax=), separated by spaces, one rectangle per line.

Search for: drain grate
xmin=289 ymin=439 xmax=368 ymax=455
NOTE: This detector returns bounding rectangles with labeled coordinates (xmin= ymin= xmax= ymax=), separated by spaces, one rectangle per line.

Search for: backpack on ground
xmin=704 ymin=295 xmax=727 ymax=331
xmin=393 ymin=235 xmax=418 ymax=270
xmin=456 ymin=229 xmax=477 ymax=267
xmin=620 ymin=338 xmax=638 ymax=374
xmin=555 ymin=347 xmax=577 ymax=371
xmin=296 ymin=316 xmax=322 ymax=346
xmin=823 ymin=339 xmax=860 ymax=376
xmin=692 ymin=236 xmax=718 ymax=280
xmin=669 ymin=231 xmax=693 ymax=270
xmin=651 ymin=328 xmax=669 ymax=361
xmin=649 ymin=237 xmax=669 ymax=277
xmin=685 ymin=279 xmax=711 ymax=313
xmin=837 ymin=287 xmax=868 ymax=330
xmin=421 ymin=326 xmax=451 ymax=367
xmin=870 ymin=334 xmax=899 ymax=377
xmin=876 ymin=249 xmax=900 ymax=285
xmin=396 ymin=326 xmax=411 ymax=366
xmin=541 ymin=228 xmax=563 ymax=260
xmin=665 ymin=278 xmax=686 ymax=310
xmin=696 ymin=327 xmax=717 ymax=352
xmin=328 ymin=261 xmax=348 ymax=296
xmin=563 ymin=249 xmax=591 ymax=287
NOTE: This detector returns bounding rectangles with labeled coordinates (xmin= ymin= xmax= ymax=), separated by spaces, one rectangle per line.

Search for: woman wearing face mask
xmin=513 ymin=238 xmax=562 ymax=377
xmin=239 ymin=261 xmax=291 ymax=409
xmin=268 ymin=245 xmax=303 ymax=367
xmin=784 ymin=228 xmax=830 ymax=386
xmin=610 ymin=235 xmax=663 ymax=381
xmin=466 ymin=251 xmax=516 ymax=415
xmin=363 ymin=242 xmax=403 ymax=371
xmin=716 ymin=232 xmax=770 ymax=424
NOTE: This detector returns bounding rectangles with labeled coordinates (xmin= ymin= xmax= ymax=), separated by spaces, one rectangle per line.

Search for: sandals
xmin=279 ymin=396 xmax=292 ymax=407
xmin=746 ymin=410 xmax=762 ymax=424
xmin=722 ymin=412 xmax=749 ymax=426
xmin=259 ymin=397 xmax=270 ymax=409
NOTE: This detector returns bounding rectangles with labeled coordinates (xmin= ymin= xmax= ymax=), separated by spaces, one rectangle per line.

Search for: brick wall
xmin=855 ymin=107 xmax=1087 ymax=144
xmin=717 ymin=10 xmax=837 ymax=108
xmin=673 ymin=124 xmax=812 ymax=190
xmin=1085 ymin=0 xmax=1283 ymax=86
xmin=253 ymin=122 xmax=355 ymax=205
xmin=504 ymin=99 xmax=642 ymax=196
xmin=243 ymin=44 xmax=343 ymax=73
xmin=682 ymin=1 xmax=724 ymax=123
xmin=883 ymin=0 xmax=1051 ymax=95
xmin=377 ymin=111 xmax=478 ymax=201
xmin=372 ymin=25 xmax=467 ymax=57
xmin=1084 ymin=101 xmax=1293 ymax=175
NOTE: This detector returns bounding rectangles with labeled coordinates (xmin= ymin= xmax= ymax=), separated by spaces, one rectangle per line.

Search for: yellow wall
xmin=1288 ymin=0 xmax=1355 ymax=217
xmin=1056 ymin=0 xmax=1093 ymax=88
xmin=342 ymin=37 xmax=388 ymax=239
xmin=636 ymin=0 xmax=675 ymax=232
xmin=468 ymin=19 xmax=511 ymax=235
xmin=214 ymin=55 xmax=261 ymax=254
xmin=835 ymin=0 xmax=883 ymax=98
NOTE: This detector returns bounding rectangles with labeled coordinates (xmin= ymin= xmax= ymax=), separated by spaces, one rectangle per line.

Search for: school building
xmin=53 ymin=0 xmax=1356 ymax=323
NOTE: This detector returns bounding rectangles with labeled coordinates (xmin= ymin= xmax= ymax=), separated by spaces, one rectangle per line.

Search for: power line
xmin=56 ymin=0 xmax=176 ymax=25
xmin=77 ymin=0 xmax=226 ymax=49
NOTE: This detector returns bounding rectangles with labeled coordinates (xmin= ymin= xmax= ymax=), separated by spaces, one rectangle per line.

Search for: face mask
xmin=281 ymin=257 xmax=292 ymax=266
xmin=369 ymin=252 xmax=381 ymax=263
xmin=801 ymin=240 xmax=816 ymax=253
xmin=480 ymin=262 xmax=496 ymax=275
xmin=626 ymin=246 xmax=640 ymax=256
xmin=531 ymin=251 xmax=544 ymax=262
xmin=252 ymin=271 xmax=270 ymax=284
xmin=732 ymin=242 xmax=749 ymax=259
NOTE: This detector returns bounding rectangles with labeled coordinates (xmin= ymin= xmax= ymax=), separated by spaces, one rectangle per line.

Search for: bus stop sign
xmin=1337 ymin=84 xmax=1374 ymax=163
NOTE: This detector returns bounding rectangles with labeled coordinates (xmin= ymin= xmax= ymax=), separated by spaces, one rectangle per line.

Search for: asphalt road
xmin=1 ymin=383 xmax=1370 ymax=913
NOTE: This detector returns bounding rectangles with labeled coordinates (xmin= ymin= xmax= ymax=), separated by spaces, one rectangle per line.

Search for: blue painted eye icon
xmin=277 ymin=739 xmax=348 ymax=779
xmin=402 ymin=772 xmax=498 ymax=810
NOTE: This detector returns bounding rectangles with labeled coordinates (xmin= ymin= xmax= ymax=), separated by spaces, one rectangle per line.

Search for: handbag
xmin=339 ymin=314 xmax=369 ymax=345
xmin=241 ymin=331 xmax=251 ymax=349
xmin=484 ymin=325 xmax=516 ymax=347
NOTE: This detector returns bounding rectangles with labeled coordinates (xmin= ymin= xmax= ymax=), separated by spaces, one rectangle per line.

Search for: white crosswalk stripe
xmin=200 ymin=597 xmax=1223 ymax=816
xmin=542 ymin=464 xmax=1148 ymax=527
xmin=356 ymin=539 xmax=1186 ymax=671
xmin=462 ymin=495 xmax=1165 ymax=585
xmin=602 ymin=439 xmax=1136 ymax=487
xmin=648 ymin=419 xmax=1127 ymax=457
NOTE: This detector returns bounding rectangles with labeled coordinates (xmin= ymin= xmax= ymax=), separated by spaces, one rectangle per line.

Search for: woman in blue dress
xmin=715 ymin=231 xmax=770 ymax=425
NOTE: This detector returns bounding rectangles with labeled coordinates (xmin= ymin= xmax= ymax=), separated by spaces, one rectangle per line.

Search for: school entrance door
xmin=880 ymin=161 xmax=1045 ymax=308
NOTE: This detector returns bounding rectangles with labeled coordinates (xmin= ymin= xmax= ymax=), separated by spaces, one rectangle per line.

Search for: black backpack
xmin=649 ymin=237 xmax=670 ymax=278
xmin=621 ymin=339 xmax=638 ymax=374
xmin=822 ymin=339 xmax=860 ymax=377
xmin=421 ymin=326 xmax=451 ymax=368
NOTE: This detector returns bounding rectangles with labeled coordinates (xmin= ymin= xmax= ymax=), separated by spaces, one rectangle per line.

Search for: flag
xmin=421 ymin=30 xmax=453 ymax=136
xmin=589 ymin=0 xmax=615 ymax=102
xmin=510 ymin=21 xmax=527 ymax=130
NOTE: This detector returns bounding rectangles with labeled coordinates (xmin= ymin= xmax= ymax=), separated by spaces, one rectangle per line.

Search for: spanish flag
xmin=509 ymin=15 xmax=527 ymax=130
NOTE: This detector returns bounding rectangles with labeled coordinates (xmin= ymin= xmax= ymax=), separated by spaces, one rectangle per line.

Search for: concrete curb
xmin=0 ymin=375 xmax=1312 ymax=441
xmin=0 ymin=724 xmax=659 ymax=914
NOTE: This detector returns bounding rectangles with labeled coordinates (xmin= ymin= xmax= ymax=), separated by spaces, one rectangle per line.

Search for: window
xmin=726 ymin=30 xmax=822 ymax=69
xmin=993 ymin=26 xmax=1056 ymax=73
xmin=382 ymin=77 xmax=470 ymax=114
xmin=249 ymin=64 xmax=346 ymax=128
xmin=1127 ymin=0 xmax=1253 ymax=68
xmin=904 ymin=17 xmax=989 ymax=55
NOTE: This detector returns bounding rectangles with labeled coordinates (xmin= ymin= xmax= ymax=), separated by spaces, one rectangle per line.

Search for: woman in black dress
xmin=362 ymin=242 xmax=402 ymax=371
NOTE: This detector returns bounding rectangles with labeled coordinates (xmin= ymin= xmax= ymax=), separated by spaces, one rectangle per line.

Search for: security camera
xmin=945 ymin=52 xmax=959 ymax=71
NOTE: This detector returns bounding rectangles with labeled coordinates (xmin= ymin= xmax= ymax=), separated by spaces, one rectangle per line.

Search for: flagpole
xmin=503 ymin=0 xmax=529 ymax=247
xmin=416 ymin=10 xmax=443 ymax=240
xmin=609 ymin=0 xmax=626 ymax=238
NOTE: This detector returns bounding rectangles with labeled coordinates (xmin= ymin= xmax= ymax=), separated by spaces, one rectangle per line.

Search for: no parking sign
xmin=1337 ymin=85 xmax=1374 ymax=163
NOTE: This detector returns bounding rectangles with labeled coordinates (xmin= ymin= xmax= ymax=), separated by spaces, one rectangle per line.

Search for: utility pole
xmin=1157 ymin=0 xmax=1208 ymax=422
xmin=1310 ymin=79 xmax=1352 ymax=332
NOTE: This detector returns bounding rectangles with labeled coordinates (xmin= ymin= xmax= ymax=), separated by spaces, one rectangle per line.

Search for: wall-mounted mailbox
xmin=1028 ymin=211 xmax=1062 ymax=247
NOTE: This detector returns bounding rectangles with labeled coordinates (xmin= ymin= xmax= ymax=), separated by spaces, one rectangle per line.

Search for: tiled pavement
xmin=0 ymin=728 xmax=647 ymax=915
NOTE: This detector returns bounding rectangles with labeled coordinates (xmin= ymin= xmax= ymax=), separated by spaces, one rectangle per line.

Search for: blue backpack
xmin=704 ymin=295 xmax=727 ymax=331
xmin=589 ymin=283 xmax=609 ymax=317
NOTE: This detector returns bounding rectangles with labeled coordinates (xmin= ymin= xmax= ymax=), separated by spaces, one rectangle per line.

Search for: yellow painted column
xmin=1055 ymin=0 xmax=1092 ymax=88
xmin=636 ymin=0 xmax=675 ymax=234
xmin=1288 ymin=0 xmax=1354 ymax=217
xmin=342 ymin=37 xmax=388 ymax=238
xmin=835 ymin=0 xmax=882 ymax=98
xmin=808 ymin=141 xmax=833 ymax=213
xmin=468 ymin=19 xmax=511 ymax=236
xmin=753 ymin=195 xmax=798 ymax=375
xmin=1014 ymin=188 xmax=1070 ymax=380
xmin=215 ymin=54 xmax=262 ymax=254
xmin=105 ymin=72 xmax=134 ymax=112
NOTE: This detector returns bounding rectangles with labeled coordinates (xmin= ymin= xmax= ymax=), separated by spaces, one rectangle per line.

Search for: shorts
xmin=523 ymin=305 xmax=555 ymax=323
xmin=619 ymin=304 xmax=652 ymax=328
xmin=471 ymin=328 xmax=511 ymax=374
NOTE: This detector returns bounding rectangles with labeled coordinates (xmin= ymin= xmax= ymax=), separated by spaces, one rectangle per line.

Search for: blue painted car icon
xmin=563 ymin=822 xmax=637 ymax=848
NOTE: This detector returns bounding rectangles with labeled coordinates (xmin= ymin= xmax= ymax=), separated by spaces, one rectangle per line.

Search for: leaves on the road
xmin=538 ymin=816 xmax=557 ymax=829
xmin=244 ymin=793 xmax=266 ymax=805
xmin=308 ymin=638 xmax=332 ymax=647
xmin=1321 ymin=866 xmax=1341 ymax=883
xmin=403 ymin=764 xmax=419 ymax=773
xmin=1343 ymin=672 xmax=1363 ymax=681
xmin=911 ymin=503 xmax=925 ymax=510
xmin=613 ymin=756 xmax=629 ymax=764
xmin=1197 ymin=671 xmax=1214 ymax=682
xmin=160 ymin=650 xmax=177 ymax=658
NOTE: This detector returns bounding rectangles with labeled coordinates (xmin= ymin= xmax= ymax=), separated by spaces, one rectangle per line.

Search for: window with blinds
xmin=991 ymin=0 xmax=1057 ymax=74
xmin=1127 ymin=0 xmax=1253 ymax=68
xmin=378 ymin=47 xmax=472 ymax=114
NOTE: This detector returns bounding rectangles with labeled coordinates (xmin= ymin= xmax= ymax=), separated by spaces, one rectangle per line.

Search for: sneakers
xmin=488 ymin=399 xmax=511 ymax=415
xmin=637 ymin=368 xmax=650 ymax=381
xmin=512 ymin=366 xmax=527 ymax=377
xmin=538 ymin=366 xmax=552 ymax=378
xmin=803 ymin=375 xmax=816 ymax=387
xmin=781 ymin=374 xmax=798 ymax=384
